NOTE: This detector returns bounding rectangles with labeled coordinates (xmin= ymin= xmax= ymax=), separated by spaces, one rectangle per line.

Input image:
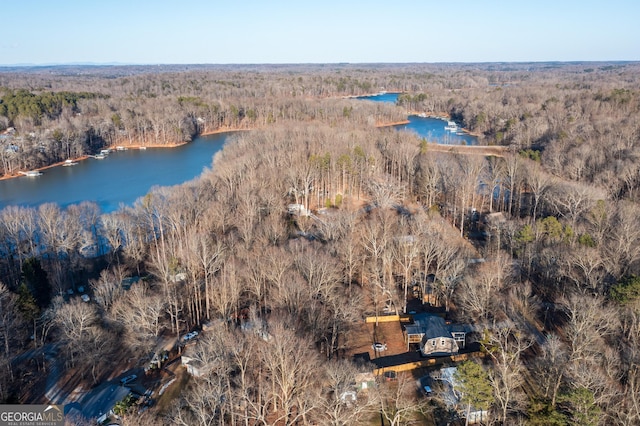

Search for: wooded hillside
xmin=1 ymin=62 xmax=639 ymax=425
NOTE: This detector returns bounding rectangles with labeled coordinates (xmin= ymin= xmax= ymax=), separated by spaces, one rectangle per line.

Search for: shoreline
xmin=407 ymin=110 xmax=483 ymax=138
xmin=376 ymin=120 xmax=410 ymax=127
xmin=0 ymin=111 xmax=484 ymax=181
xmin=0 ymin=156 xmax=92 ymax=181
xmin=343 ymin=90 xmax=404 ymax=99
xmin=0 ymin=127 xmax=246 ymax=182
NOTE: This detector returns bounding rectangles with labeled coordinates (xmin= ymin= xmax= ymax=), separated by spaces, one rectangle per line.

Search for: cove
xmin=357 ymin=93 xmax=478 ymax=145
xmin=396 ymin=117 xmax=478 ymax=146
xmin=0 ymin=133 xmax=229 ymax=214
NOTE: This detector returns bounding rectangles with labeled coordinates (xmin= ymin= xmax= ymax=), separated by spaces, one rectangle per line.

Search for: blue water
xmin=397 ymin=116 xmax=478 ymax=146
xmin=0 ymin=133 xmax=229 ymax=213
xmin=359 ymin=93 xmax=478 ymax=145
xmin=356 ymin=92 xmax=400 ymax=103
xmin=1 ymin=91 xmax=477 ymax=213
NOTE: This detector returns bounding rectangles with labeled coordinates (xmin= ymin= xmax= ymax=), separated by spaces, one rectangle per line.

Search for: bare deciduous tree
xmin=259 ymin=319 xmax=321 ymax=425
xmin=89 ymin=266 xmax=126 ymax=311
xmin=319 ymin=360 xmax=380 ymax=426
xmin=379 ymin=372 xmax=430 ymax=426
xmin=110 ymin=283 xmax=166 ymax=353
xmin=482 ymin=325 xmax=534 ymax=423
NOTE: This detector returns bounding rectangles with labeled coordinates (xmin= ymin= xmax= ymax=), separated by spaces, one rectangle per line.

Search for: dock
xmin=19 ymin=170 xmax=43 ymax=177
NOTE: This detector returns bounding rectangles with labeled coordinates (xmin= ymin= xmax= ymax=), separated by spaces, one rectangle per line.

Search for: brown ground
xmin=347 ymin=319 xmax=408 ymax=361
xmin=425 ymin=142 xmax=509 ymax=157
xmin=376 ymin=120 xmax=410 ymax=127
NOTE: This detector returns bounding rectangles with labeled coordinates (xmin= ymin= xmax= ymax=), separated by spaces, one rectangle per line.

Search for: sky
xmin=1 ymin=0 xmax=638 ymax=65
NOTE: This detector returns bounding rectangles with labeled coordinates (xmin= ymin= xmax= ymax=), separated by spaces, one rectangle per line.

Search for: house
xmin=404 ymin=313 xmax=467 ymax=356
xmin=483 ymin=212 xmax=507 ymax=239
xmin=181 ymin=346 xmax=212 ymax=378
xmin=169 ymin=272 xmax=187 ymax=282
xmin=181 ymin=355 xmax=204 ymax=377
xmin=287 ymin=203 xmax=310 ymax=217
xmin=66 ymin=384 xmax=131 ymax=423
xmin=240 ymin=319 xmax=272 ymax=342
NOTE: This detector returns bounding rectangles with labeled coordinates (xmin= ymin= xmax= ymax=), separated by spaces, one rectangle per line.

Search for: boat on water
xmin=417 ymin=113 xmax=427 ymax=118
xmin=20 ymin=170 xmax=43 ymax=177
xmin=444 ymin=121 xmax=458 ymax=132
xmin=63 ymin=159 xmax=78 ymax=166
xmin=93 ymin=153 xmax=106 ymax=159
xmin=139 ymin=146 xmax=147 ymax=150
xmin=100 ymin=149 xmax=111 ymax=155
xmin=116 ymin=146 xmax=128 ymax=151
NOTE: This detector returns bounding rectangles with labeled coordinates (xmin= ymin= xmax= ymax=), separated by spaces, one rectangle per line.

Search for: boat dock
xmin=19 ymin=170 xmax=43 ymax=177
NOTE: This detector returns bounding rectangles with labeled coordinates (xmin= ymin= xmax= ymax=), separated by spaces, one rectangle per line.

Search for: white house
xmin=287 ymin=203 xmax=310 ymax=217
xmin=181 ymin=345 xmax=213 ymax=377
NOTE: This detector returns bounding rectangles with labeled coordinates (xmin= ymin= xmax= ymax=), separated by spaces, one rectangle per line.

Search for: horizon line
xmin=0 ymin=60 xmax=639 ymax=68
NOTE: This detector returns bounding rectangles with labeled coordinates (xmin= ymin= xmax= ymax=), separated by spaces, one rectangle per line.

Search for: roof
xmin=78 ymin=384 xmax=131 ymax=419
xmin=485 ymin=212 xmax=506 ymax=224
xmin=409 ymin=313 xmax=453 ymax=340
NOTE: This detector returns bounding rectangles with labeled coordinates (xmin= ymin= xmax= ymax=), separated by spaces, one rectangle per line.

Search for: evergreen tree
xmin=559 ymin=387 xmax=601 ymax=426
xmin=16 ymin=282 xmax=40 ymax=323
xmin=610 ymin=275 xmax=640 ymax=304
xmin=527 ymin=398 xmax=568 ymax=426
xmin=20 ymin=258 xmax=51 ymax=310
xmin=454 ymin=361 xmax=493 ymax=425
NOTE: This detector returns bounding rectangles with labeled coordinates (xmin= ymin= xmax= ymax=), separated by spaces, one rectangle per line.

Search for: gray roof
xmin=407 ymin=313 xmax=454 ymax=340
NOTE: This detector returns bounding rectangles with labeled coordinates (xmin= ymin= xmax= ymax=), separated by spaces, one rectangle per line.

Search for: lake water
xmin=0 ymin=133 xmax=229 ymax=213
xmin=397 ymin=117 xmax=478 ymax=145
xmin=1 ymin=93 xmax=478 ymax=213
xmin=358 ymin=93 xmax=478 ymax=145
xmin=356 ymin=92 xmax=401 ymax=103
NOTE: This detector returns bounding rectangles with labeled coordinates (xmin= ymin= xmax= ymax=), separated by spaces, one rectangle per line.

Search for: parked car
xmin=422 ymin=385 xmax=432 ymax=396
xmin=417 ymin=375 xmax=433 ymax=396
xmin=372 ymin=342 xmax=388 ymax=352
xmin=120 ymin=374 xmax=137 ymax=385
xmin=182 ymin=331 xmax=199 ymax=342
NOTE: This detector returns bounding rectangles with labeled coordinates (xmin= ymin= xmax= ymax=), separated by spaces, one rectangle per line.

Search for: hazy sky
xmin=1 ymin=0 xmax=638 ymax=65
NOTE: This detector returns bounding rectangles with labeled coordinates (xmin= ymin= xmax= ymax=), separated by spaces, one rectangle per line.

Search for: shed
xmin=354 ymin=372 xmax=376 ymax=391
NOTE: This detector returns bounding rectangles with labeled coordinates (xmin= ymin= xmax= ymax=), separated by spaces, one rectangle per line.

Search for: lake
xmin=0 ymin=133 xmax=229 ymax=213
xmin=356 ymin=92 xmax=401 ymax=103
xmin=357 ymin=93 xmax=478 ymax=145
xmin=1 ymin=93 xmax=478 ymax=213
xmin=396 ymin=117 xmax=478 ymax=146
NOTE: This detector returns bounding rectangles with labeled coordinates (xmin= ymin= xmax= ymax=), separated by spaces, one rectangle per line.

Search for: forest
xmin=0 ymin=61 xmax=640 ymax=425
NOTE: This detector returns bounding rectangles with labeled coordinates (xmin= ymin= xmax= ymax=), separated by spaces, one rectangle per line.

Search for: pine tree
xmin=454 ymin=361 xmax=493 ymax=425
xmin=20 ymin=258 xmax=51 ymax=309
